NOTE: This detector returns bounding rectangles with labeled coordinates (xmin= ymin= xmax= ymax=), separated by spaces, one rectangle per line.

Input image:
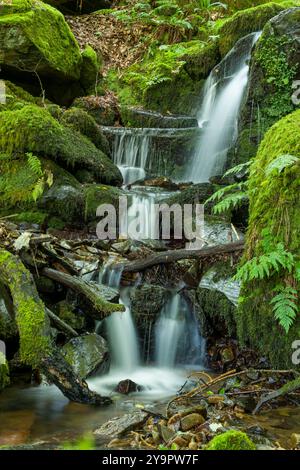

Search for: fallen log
xmin=0 ymin=248 xmax=110 ymax=405
xmin=114 ymin=241 xmax=244 ymax=273
xmin=43 ymin=267 xmax=125 ymax=319
xmin=253 ymin=375 xmax=300 ymax=414
xmin=46 ymin=307 xmax=78 ymax=338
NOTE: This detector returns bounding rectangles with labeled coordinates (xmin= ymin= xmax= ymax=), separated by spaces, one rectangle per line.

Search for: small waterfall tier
xmin=185 ymin=32 xmax=261 ymax=183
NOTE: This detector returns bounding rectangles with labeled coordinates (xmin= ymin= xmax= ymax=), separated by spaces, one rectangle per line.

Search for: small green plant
xmin=271 ymin=285 xmax=298 ymax=334
xmin=63 ymin=433 xmax=95 ymax=450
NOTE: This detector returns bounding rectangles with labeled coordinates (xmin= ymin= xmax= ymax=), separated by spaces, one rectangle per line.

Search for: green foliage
xmin=63 ymin=433 xmax=95 ymax=450
xmin=206 ymin=430 xmax=256 ymax=450
xmin=0 ymin=357 xmax=10 ymax=391
xmin=271 ymin=285 xmax=298 ymax=333
xmin=265 ymin=154 xmax=300 ymax=176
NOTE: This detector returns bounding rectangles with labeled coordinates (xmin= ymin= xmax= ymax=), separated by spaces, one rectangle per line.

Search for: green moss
xmin=0 ymin=104 xmax=122 ymax=185
xmin=0 ymin=250 xmax=51 ymax=367
xmin=108 ymin=40 xmax=219 ymax=114
xmin=206 ymin=430 xmax=256 ymax=450
xmin=80 ymin=45 xmax=102 ymax=94
xmin=0 ymin=0 xmax=82 ymax=80
xmin=84 ymin=184 xmax=122 ymax=223
xmin=55 ymin=301 xmax=85 ymax=331
xmin=237 ymin=110 xmax=300 ymax=368
xmin=0 ymin=357 xmax=10 ymax=391
xmin=217 ymin=2 xmax=289 ymax=56
xmin=61 ymin=108 xmax=110 ymax=155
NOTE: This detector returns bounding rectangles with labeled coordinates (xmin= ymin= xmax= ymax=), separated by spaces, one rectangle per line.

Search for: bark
xmin=46 ymin=307 xmax=78 ymax=338
xmin=114 ymin=241 xmax=244 ymax=273
xmin=43 ymin=267 xmax=125 ymax=319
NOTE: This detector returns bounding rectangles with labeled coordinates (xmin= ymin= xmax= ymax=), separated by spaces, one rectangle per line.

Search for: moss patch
xmin=237 ymin=109 xmax=300 ymax=368
xmin=206 ymin=430 xmax=256 ymax=450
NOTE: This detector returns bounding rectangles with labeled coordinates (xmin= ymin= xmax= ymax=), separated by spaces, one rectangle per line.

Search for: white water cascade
xmin=155 ymin=293 xmax=205 ymax=368
xmin=100 ymin=264 xmax=140 ymax=372
xmin=186 ymin=32 xmax=261 ymax=183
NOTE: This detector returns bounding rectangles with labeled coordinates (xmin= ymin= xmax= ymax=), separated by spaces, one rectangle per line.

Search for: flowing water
xmin=185 ymin=32 xmax=261 ymax=183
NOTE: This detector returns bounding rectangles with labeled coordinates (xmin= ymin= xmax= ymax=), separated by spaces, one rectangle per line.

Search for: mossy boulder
xmin=237 ymin=109 xmax=300 ymax=368
xmin=218 ymin=2 xmax=291 ymax=57
xmin=206 ymin=430 xmax=256 ymax=450
xmin=232 ymin=7 xmax=300 ymax=167
xmin=0 ymin=104 xmax=122 ymax=185
xmin=0 ymin=80 xmax=38 ymax=111
xmin=0 ymin=0 xmax=83 ymax=104
xmin=80 ymin=45 xmax=103 ymax=95
xmin=61 ymin=333 xmax=109 ymax=379
xmin=120 ymin=106 xmax=198 ymax=129
xmin=72 ymin=95 xmax=119 ymax=127
xmin=83 ymin=183 xmax=123 ymax=224
xmin=61 ymin=107 xmax=110 ymax=156
xmin=108 ymin=40 xmax=220 ymax=116
xmin=0 ymin=357 xmax=10 ymax=391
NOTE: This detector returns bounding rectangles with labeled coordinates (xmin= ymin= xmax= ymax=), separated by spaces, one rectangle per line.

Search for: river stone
xmin=180 ymin=413 xmax=206 ymax=431
xmin=61 ymin=333 xmax=109 ymax=379
xmin=94 ymin=411 xmax=149 ymax=438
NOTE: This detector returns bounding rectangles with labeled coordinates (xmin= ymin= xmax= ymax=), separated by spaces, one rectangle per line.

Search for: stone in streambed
xmin=180 ymin=413 xmax=206 ymax=431
xmin=61 ymin=333 xmax=109 ymax=379
xmin=115 ymin=379 xmax=142 ymax=395
xmin=94 ymin=411 xmax=149 ymax=438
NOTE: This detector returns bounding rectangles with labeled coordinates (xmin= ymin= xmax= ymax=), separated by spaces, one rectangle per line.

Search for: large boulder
xmin=0 ymin=104 xmax=122 ymax=185
xmin=61 ymin=333 xmax=109 ymax=379
xmin=231 ymin=7 xmax=300 ymax=166
xmin=0 ymin=0 xmax=83 ymax=104
xmin=237 ymin=109 xmax=300 ymax=368
xmin=217 ymin=2 xmax=289 ymax=57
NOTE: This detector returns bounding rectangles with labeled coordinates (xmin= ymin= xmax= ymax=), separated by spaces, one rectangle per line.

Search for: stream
xmin=2 ymin=29 xmax=298 ymax=450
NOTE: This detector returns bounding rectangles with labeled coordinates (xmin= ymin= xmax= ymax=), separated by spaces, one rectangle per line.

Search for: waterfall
xmin=155 ymin=293 xmax=205 ymax=368
xmin=112 ymin=129 xmax=150 ymax=185
xmin=100 ymin=264 xmax=140 ymax=372
xmin=186 ymin=32 xmax=261 ymax=183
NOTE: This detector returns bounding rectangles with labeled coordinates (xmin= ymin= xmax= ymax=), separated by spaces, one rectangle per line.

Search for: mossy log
xmin=42 ymin=267 xmax=125 ymax=319
xmin=0 ymin=249 xmax=111 ymax=405
xmin=115 ymin=241 xmax=244 ymax=273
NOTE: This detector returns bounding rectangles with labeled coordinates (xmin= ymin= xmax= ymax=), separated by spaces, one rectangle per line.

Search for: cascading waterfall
xmin=186 ymin=32 xmax=261 ymax=183
xmin=155 ymin=293 xmax=205 ymax=368
xmin=100 ymin=264 xmax=140 ymax=372
xmin=112 ymin=129 xmax=150 ymax=185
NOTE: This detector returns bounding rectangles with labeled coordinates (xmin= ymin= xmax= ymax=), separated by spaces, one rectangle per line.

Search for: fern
xmin=205 ymin=182 xmax=248 ymax=204
xmin=265 ymin=154 xmax=300 ymax=176
xmin=271 ymin=285 xmax=298 ymax=333
xmin=223 ymin=160 xmax=252 ymax=178
xmin=26 ymin=152 xmax=43 ymax=177
xmin=234 ymin=244 xmax=295 ymax=282
xmin=212 ymin=192 xmax=248 ymax=215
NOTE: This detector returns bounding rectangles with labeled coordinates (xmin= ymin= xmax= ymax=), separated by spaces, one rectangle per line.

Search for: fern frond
xmin=265 ymin=154 xmax=300 ymax=176
xmin=223 ymin=160 xmax=252 ymax=178
xmin=212 ymin=192 xmax=248 ymax=215
xmin=271 ymin=285 xmax=298 ymax=333
xmin=26 ymin=152 xmax=43 ymax=177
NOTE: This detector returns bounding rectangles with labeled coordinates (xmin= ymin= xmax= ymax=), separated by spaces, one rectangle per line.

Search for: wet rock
xmin=115 ymin=379 xmax=142 ymax=395
xmin=159 ymin=424 xmax=176 ymax=443
xmin=220 ymin=346 xmax=235 ymax=364
xmin=180 ymin=413 xmax=206 ymax=431
xmin=143 ymin=177 xmax=178 ymax=190
xmin=94 ymin=411 xmax=149 ymax=438
xmin=61 ymin=333 xmax=109 ymax=379
xmin=170 ymin=435 xmax=188 ymax=448
xmin=120 ymin=107 xmax=198 ymax=129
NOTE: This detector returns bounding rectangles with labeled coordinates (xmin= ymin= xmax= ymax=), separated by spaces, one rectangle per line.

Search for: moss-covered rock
xmin=55 ymin=300 xmax=85 ymax=331
xmin=0 ymin=80 xmax=38 ymax=111
xmin=108 ymin=40 xmax=220 ymax=115
xmin=232 ymin=7 xmax=300 ymax=167
xmin=0 ymin=104 xmax=122 ymax=185
xmin=83 ymin=183 xmax=123 ymax=224
xmin=0 ymin=249 xmax=51 ymax=367
xmin=206 ymin=430 xmax=256 ymax=450
xmin=72 ymin=95 xmax=119 ymax=127
xmin=217 ymin=2 xmax=292 ymax=56
xmin=237 ymin=109 xmax=300 ymax=368
xmin=80 ymin=45 xmax=102 ymax=94
xmin=0 ymin=0 xmax=83 ymax=104
xmin=61 ymin=333 xmax=109 ymax=379
xmin=61 ymin=107 xmax=110 ymax=156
